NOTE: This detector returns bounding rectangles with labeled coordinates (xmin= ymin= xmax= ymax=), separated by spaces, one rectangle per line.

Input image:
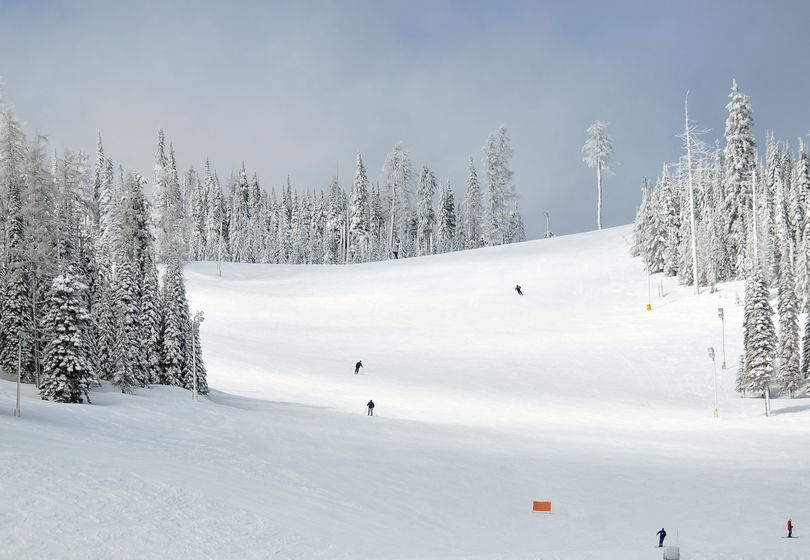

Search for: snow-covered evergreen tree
xmin=140 ymin=252 xmax=162 ymax=384
xmin=484 ymin=126 xmax=515 ymax=245
xmin=741 ymin=267 xmax=776 ymax=397
xmin=39 ymin=272 xmax=95 ymax=403
xmin=112 ymin=247 xmax=148 ymax=386
xmin=723 ymin=80 xmax=756 ymax=278
xmin=203 ymin=160 xmax=226 ymax=262
xmin=463 ymin=158 xmax=483 ymax=249
xmin=436 ymin=181 xmax=456 ymax=254
xmin=658 ymin=166 xmax=680 ymax=276
xmin=324 ymin=176 xmax=344 ymax=264
xmin=160 ymin=259 xmax=192 ymax=388
xmin=416 ymin=165 xmax=437 ymax=256
xmin=777 ymin=249 xmax=801 ymax=397
xmin=383 ymin=143 xmax=414 ymax=258
xmin=348 ymin=153 xmax=370 ymax=262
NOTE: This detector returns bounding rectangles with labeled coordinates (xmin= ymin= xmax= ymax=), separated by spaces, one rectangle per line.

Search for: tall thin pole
xmin=13 ymin=336 xmax=21 ymax=417
xmin=713 ymin=355 xmax=718 ymax=418
xmin=647 ymin=265 xmax=652 ymax=311
xmin=684 ymin=92 xmax=700 ymax=295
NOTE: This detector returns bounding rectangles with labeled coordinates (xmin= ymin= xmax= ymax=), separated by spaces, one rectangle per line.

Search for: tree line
xmin=150 ymin=126 xmax=525 ymax=266
xmin=0 ymin=103 xmax=206 ymax=403
xmin=632 ymin=80 xmax=808 ymax=402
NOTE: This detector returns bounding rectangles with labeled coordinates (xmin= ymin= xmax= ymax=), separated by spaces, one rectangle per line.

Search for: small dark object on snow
xmin=367 ymin=400 xmax=375 ymax=416
xmin=788 ymin=518 xmax=794 ymax=538
xmin=657 ymin=528 xmax=667 ymax=547
xmin=515 ymin=284 xmax=523 ymax=296
xmin=355 ymin=360 xmax=363 ymax=374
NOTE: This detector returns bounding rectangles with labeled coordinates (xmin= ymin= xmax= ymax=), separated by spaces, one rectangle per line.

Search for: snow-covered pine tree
xmin=777 ymin=247 xmax=801 ymax=397
xmin=416 ymin=165 xmax=437 ymax=256
xmin=39 ymin=272 xmax=95 ymax=403
xmin=507 ymin=202 xmax=526 ymax=244
xmin=140 ymin=252 xmax=162 ymax=384
xmin=649 ymin=185 xmax=667 ymax=273
xmin=464 ymin=158 xmax=483 ymax=249
xmin=203 ymin=160 xmax=226 ymax=262
xmin=93 ymin=275 xmax=117 ymax=381
xmin=658 ymin=165 xmax=680 ymax=276
xmin=151 ymin=130 xmax=170 ymax=259
xmin=632 ymin=182 xmax=652 ymax=259
xmin=0 ymin=164 xmax=34 ymax=381
xmin=112 ymin=246 xmax=148 ymax=386
xmin=187 ymin=313 xmax=208 ymax=395
xmin=723 ymin=80 xmax=756 ymax=278
xmin=436 ymin=181 xmax=456 ymax=254
xmin=348 ymin=153 xmax=370 ymax=262
xmin=187 ymin=167 xmax=206 ymax=260
xmin=369 ymin=185 xmax=385 ymax=261
xmin=111 ymin=311 xmax=138 ymax=394
xmin=383 ymin=143 xmax=414 ymax=257
xmin=324 ymin=176 xmax=344 ymax=264
xmin=92 ymin=132 xmax=105 ymax=232
xmin=159 ymin=259 xmax=192 ymax=388
xmin=484 ymin=126 xmax=515 ymax=245
xmin=228 ymin=164 xmax=251 ymax=262
xmin=742 ymin=266 xmax=776 ymax=398
xmin=796 ymin=218 xmax=810 ymax=313
xmin=308 ymin=192 xmax=326 ymax=264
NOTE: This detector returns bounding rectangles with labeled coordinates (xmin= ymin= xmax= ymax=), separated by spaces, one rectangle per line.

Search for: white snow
xmin=2 ymin=225 xmax=809 ymax=559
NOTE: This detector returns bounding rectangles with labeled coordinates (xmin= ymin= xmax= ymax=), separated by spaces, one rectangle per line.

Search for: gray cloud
xmin=2 ymin=0 xmax=809 ymax=238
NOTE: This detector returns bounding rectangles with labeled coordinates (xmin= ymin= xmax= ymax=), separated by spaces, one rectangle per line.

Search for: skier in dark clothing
xmin=515 ymin=284 xmax=523 ymax=296
xmin=355 ymin=360 xmax=363 ymax=374
xmin=788 ymin=518 xmax=793 ymax=538
xmin=367 ymin=400 xmax=375 ymax=416
xmin=657 ymin=528 xmax=667 ymax=547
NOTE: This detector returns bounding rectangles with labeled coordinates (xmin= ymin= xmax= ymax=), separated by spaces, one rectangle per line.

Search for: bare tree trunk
xmin=597 ymin=161 xmax=603 ymax=230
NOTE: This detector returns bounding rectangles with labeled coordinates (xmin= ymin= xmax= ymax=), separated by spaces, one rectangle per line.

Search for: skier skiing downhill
xmin=367 ymin=400 xmax=375 ymax=416
xmin=788 ymin=518 xmax=793 ymax=538
xmin=515 ymin=284 xmax=523 ymax=296
xmin=657 ymin=528 xmax=667 ymax=547
xmin=355 ymin=360 xmax=363 ymax=374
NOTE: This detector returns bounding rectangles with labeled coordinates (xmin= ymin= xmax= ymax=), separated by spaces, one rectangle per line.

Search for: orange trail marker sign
xmin=533 ymin=501 xmax=552 ymax=512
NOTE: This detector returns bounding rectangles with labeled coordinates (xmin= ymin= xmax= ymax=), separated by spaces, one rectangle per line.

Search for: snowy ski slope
xmin=2 ymin=224 xmax=810 ymax=560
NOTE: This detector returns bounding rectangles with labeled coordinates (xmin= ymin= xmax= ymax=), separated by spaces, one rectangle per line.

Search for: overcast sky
xmin=1 ymin=0 xmax=809 ymax=238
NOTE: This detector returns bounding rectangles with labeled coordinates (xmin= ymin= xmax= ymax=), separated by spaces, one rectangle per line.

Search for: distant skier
xmin=355 ymin=360 xmax=363 ymax=374
xmin=367 ymin=400 xmax=375 ymax=416
xmin=515 ymin=284 xmax=523 ymax=296
xmin=788 ymin=518 xmax=793 ymax=538
xmin=657 ymin=528 xmax=667 ymax=547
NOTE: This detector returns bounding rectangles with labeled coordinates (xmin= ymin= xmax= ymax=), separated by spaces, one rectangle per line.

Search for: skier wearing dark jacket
xmin=657 ymin=528 xmax=666 ymax=547
xmin=515 ymin=284 xmax=523 ymax=295
xmin=355 ymin=360 xmax=363 ymax=374
xmin=367 ymin=400 xmax=375 ymax=416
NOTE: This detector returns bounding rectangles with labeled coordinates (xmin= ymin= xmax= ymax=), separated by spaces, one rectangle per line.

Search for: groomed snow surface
xmin=3 ymin=225 xmax=809 ymax=560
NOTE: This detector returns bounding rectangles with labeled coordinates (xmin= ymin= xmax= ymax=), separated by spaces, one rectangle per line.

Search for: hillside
xmin=2 ymin=225 xmax=809 ymax=560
